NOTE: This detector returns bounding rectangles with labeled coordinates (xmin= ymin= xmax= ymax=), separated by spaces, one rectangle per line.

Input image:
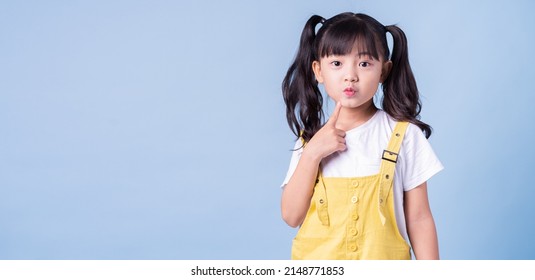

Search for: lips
xmin=343 ymin=87 xmax=356 ymax=97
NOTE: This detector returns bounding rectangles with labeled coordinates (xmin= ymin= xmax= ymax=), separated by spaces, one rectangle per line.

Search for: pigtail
xmin=383 ymin=25 xmax=432 ymax=138
xmin=282 ymin=15 xmax=325 ymax=142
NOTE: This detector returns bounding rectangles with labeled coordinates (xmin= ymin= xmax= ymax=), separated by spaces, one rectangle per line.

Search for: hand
xmin=303 ymin=102 xmax=346 ymax=161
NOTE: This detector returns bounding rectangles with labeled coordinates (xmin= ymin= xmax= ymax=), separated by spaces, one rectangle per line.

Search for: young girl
xmin=280 ymin=12 xmax=443 ymax=260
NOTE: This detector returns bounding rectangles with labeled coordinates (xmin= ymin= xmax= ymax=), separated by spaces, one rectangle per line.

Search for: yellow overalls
xmin=291 ymin=122 xmax=411 ymax=260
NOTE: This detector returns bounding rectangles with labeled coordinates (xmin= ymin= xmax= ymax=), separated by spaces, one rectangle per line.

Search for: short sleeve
xmin=280 ymin=139 xmax=304 ymax=188
xmin=398 ymin=124 xmax=444 ymax=191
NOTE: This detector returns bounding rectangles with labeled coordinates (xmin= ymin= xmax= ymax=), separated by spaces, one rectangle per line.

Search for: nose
xmin=344 ymin=65 xmax=358 ymax=83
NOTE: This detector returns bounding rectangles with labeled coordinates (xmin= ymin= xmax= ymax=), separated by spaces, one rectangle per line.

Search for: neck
xmin=335 ymin=101 xmax=378 ymax=131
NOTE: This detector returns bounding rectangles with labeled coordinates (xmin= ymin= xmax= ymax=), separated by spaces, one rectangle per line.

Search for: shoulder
xmin=385 ymin=114 xmax=443 ymax=190
xmin=381 ymin=111 xmax=427 ymax=144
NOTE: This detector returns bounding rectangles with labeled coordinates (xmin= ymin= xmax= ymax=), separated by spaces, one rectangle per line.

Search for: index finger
xmin=327 ymin=102 xmax=342 ymax=126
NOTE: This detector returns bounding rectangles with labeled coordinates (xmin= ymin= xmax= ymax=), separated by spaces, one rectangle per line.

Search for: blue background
xmin=1 ymin=0 xmax=534 ymax=259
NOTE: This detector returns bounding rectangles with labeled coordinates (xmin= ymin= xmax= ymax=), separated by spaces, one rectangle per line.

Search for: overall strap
xmin=315 ymin=168 xmax=330 ymax=226
xmin=300 ymin=136 xmax=330 ymax=226
xmin=378 ymin=121 xmax=409 ymax=225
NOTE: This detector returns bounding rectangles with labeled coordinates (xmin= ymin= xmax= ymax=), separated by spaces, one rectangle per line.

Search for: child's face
xmin=312 ymin=45 xmax=391 ymax=110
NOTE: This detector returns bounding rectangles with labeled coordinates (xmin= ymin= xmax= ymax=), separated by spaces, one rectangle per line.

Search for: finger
xmin=336 ymin=129 xmax=346 ymax=138
xmin=336 ymin=142 xmax=346 ymax=152
xmin=327 ymin=102 xmax=343 ymax=126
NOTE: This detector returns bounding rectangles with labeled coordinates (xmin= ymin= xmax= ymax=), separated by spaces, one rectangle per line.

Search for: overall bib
xmin=291 ymin=122 xmax=411 ymax=260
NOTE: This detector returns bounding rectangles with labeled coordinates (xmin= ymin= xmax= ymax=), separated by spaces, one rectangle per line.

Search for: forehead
xmin=320 ymin=38 xmax=381 ymax=61
xmin=317 ymin=19 xmax=384 ymax=60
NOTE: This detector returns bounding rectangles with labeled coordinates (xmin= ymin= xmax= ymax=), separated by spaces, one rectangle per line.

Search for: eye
xmin=331 ymin=61 xmax=342 ymax=67
xmin=359 ymin=62 xmax=370 ymax=67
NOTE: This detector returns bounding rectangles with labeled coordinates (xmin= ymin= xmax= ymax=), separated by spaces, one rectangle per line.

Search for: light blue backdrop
xmin=1 ymin=0 xmax=534 ymax=259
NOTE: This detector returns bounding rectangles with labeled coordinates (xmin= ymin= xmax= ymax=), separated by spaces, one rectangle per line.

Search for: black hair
xmin=282 ymin=12 xmax=432 ymax=142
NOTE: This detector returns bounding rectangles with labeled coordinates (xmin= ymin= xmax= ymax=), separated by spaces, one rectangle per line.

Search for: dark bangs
xmin=317 ymin=17 xmax=387 ymax=61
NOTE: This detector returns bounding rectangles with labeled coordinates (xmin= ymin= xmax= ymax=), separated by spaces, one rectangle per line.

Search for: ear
xmin=312 ymin=60 xmax=324 ymax=83
xmin=380 ymin=60 xmax=392 ymax=83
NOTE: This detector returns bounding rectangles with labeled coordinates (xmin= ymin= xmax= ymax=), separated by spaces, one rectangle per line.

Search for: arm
xmin=280 ymin=150 xmax=322 ymax=228
xmin=404 ymin=182 xmax=439 ymax=259
xmin=281 ymin=103 xmax=346 ymax=228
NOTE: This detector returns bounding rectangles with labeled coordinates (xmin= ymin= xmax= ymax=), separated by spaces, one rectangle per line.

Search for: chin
xmin=340 ymin=100 xmax=359 ymax=108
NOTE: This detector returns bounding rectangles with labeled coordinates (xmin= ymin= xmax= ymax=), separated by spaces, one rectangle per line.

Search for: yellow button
xmin=351 ymin=181 xmax=359 ymax=187
xmin=349 ymin=245 xmax=357 ymax=251
xmin=349 ymin=228 xmax=357 ymax=235
xmin=351 ymin=214 xmax=359 ymax=221
xmin=351 ymin=196 xmax=358 ymax=203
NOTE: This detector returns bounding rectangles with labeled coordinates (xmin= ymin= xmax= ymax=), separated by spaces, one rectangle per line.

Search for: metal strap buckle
xmin=382 ymin=150 xmax=398 ymax=163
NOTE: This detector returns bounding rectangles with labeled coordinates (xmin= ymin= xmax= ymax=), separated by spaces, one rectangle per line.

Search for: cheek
xmin=359 ymin=78 xmax=381 ymax=96
xmin=323 ymin=84 xmax=340 ymax=100
xmin=366 ymin=72 xmax=383 ymax=88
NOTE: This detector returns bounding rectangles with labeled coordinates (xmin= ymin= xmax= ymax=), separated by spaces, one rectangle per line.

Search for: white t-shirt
xmin=281 ymin=109 xmax=444 ymax=242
